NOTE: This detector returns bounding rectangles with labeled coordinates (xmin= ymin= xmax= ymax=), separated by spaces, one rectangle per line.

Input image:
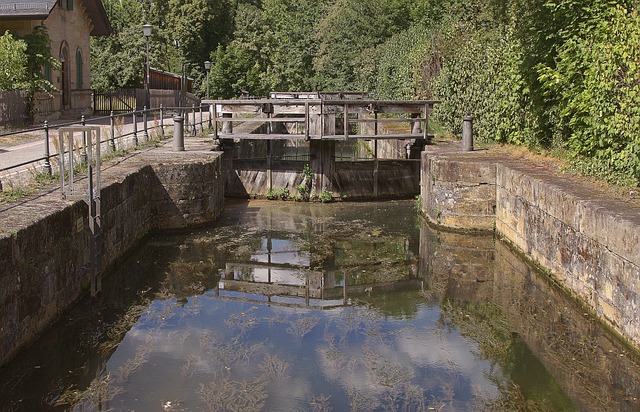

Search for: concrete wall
xmin=421 ymin=143 xmax=640 ymax=349
xmin=0 ymin=149 xmax=224 ymax=366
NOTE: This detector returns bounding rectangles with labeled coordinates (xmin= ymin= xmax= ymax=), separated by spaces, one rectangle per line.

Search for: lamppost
xmin=142 ymin=23 xmax=152 ymax=108
xmin=204 ymin=60 xmax=211 ymax=100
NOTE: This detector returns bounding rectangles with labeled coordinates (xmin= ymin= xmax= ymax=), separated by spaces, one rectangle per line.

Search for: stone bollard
xmin=462 ymin=115 xmax=474 ymax=151
xmin=222 ymin=112 xmax=233 ymax=134
xmin=173 ymin=115 xmax=185 ymax=151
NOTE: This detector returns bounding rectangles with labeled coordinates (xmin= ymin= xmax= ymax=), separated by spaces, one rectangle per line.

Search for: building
xmin=0 ymin=0 xmax=111 ymax=119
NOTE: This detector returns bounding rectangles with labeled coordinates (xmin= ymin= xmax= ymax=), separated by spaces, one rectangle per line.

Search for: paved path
xmin=0 ymin=111 xmax=212 ymax=185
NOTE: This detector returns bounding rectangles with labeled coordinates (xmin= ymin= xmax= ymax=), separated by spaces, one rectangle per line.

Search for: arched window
xmin=75 ymin=49 xmax=83 ymax=89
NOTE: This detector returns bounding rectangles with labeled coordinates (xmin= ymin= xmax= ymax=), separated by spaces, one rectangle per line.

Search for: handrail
xmin=0 ymin=104 xmax=214 ymax=180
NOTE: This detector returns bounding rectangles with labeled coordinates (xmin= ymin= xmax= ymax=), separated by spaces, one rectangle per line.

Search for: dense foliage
xmin=0 ymin=27 xmax=58 ymax=93
xmin=95 ymin=0 xmax=640 ymax=186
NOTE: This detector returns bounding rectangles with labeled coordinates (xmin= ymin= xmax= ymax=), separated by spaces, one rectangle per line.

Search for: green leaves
xmin=537 ymin=3 xmax=640 ymax=184
xmin=0 ymin=31 xmax=29 ymax=91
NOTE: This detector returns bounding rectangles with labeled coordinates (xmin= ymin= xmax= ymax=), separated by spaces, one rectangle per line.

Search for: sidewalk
xmin=0 ymin=110 xmax=212 ymax=185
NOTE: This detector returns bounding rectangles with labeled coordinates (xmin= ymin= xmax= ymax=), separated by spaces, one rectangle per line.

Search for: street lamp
xmin=142 ymin=23 xmax=152 ymax=107
xmin=204 ymin=60 xmax=211 ymax=100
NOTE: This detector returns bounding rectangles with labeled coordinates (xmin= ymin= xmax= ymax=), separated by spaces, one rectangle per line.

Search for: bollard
xmin=462 ymin=115 xmax=474 ymax=151
xmin=173 ymin=114 xmax=185 ymax=151
xmin=222 ymin=112 xmax=233 ymax=134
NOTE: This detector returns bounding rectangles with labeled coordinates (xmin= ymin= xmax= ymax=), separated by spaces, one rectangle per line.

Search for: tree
xmin=313 ymin=0 xmax=409 ymax=91
xmin=208 ymin=2 xmax=269 ymax=98
xmin=0 ymin=31 xmax=29 ymax=90
xmin=91 ymin=0 xmax=146 ymax=91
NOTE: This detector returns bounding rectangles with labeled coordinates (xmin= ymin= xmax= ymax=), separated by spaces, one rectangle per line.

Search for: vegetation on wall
xmin=94 ymin=0 xmax=640 ymax=186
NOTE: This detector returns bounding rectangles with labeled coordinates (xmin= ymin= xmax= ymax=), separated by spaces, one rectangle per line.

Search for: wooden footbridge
xmin=204 ymin=92 xmax=438 ymax=143
xmin=202 ymin=92 xmax=440 ymax=198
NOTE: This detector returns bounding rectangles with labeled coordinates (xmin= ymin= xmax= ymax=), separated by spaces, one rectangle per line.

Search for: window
xmin=76 ymin=49 xmax=83 ymax=89
xmin=62 ymin=0 xmax=73 ymax=10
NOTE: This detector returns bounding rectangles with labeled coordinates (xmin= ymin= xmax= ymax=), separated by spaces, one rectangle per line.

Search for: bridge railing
xmin=203 ymin=99 xmax=440 ymax=142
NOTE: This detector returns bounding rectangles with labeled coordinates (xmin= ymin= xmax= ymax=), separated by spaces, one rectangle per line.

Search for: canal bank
xmin=421 ymin=142 xmax=640 ymax=350
xmin=0 ymin=142 xmax=225 ymax=366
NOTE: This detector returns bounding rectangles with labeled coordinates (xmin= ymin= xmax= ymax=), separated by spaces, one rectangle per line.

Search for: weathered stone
xmin=421 ymin=142 xmax=640 ymax=349
xmin=0 ymin=144 xmax=224 ymax=366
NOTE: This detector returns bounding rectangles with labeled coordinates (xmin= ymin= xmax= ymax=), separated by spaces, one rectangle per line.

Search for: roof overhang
xmin=85 ymin=0 xmax=111 ymax=36
xmin=0 ymin=1 xmax=111 ymax=36
xmin=0 ymin=1 xmax=56 ymax=20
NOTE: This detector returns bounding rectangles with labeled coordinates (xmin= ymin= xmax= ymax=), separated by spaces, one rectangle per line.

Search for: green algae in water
xmin=2 ymin=200 xmax=640 ymax=411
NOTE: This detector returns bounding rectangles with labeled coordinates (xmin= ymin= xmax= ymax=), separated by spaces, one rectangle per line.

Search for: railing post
xmin=110 ymin=110 xmax=116 ymax=151
xmin=173 ymin=114 xmax=185 ymax=151
xmin=191 ymin=104 xmax=196 ymax=136
xmin=208 ymin=103 xmax=213 ymax=130
xmin=143 ymin=105 xmax=149 ymax=142
xmin=213 ymin=104 xmax=219 ymax=140
xmin=81 ymin=115 xmax=88 ymax=164
xmin=462 ymin=115 xmax=474 ymax=151
xmin=159 ymin=104 xmax=165 ymax=136
xmin=42 ymin=121 xmax=52 ymax=175
xmin=423 ymin=103 xmax=430 ymax=143
xmin=199 ymin=105 xmax=204 ymax=133
xmin=133 ymin=110 xmax=139 ymax=147
xmin=343 ymin=103 xmax=349 ymax=139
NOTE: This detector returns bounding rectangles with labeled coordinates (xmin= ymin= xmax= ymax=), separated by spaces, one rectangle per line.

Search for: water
xmin=1 ymin=200 xmax=639 ymax=411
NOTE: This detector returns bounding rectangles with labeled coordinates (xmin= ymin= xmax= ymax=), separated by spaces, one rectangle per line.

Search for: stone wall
xmin=421 ymin=142 xmax=640 ymax=349
xmin=0 ymin=149 xmax=224 ymax=366
xmin=420 ymin=145 xmax=497 ymax=231
xmin=419 ymin=223 xmax=640 ymax=411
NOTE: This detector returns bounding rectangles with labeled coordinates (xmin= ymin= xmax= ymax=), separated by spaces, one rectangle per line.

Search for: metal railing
xmin=0 ymin=104 xmax=213 ymax=189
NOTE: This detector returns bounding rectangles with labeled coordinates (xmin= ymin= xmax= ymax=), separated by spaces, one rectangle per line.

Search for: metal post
xmin=213 ymin=104 xmax=218 ymax=139
xmin=173 ymin=114 xmax=185 ymax=151
xmin=343 ymin=103 xmax=348 ymax=139
xmin=143 ymin=105 xmax=149 ymax=142
xmin=462 ymin=115 xmax=474 ymax=151
xmin=109 ymin=110 xmax=116 ymax=151
xmin=199 ymin=105 xmax=203 ymax=133
xmin=81 ymin=115 xmax=87 ymax=164
xmin=159 ymin=104 xmax=165 ymax=136
xmin=42 ymin=121 xmax=52 ymax=175
xmin=208 ymin=103 xmax=213 ymax=130
xmin=424 ymin=104 xmax=430 ymax=142
xmin=191 ymin=104 xmax=196 ymax=136
xmin=133 ymin=111 xmax=138 ymax=147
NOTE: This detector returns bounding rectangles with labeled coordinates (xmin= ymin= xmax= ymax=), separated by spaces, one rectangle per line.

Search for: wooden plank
xmin=224 ymin=117 xmax=307 ymax=123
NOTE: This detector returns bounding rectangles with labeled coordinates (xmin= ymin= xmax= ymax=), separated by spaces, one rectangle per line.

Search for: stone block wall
xmin=421 ymin=143 xmax=640 ymax=348
xmin=421 ymin=145 xmax=497 ymax=231
xmin=0 ymin=150 xmax=224 ymax=366
xmin=496 ymin=163 xmax=640 ymax=348
xmin=419 ymin=220 xmax=640 ymax=411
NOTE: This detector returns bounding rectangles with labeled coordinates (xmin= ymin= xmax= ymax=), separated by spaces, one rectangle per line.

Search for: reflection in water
xmin=0 ymin=200 xmax=639 ymax=411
